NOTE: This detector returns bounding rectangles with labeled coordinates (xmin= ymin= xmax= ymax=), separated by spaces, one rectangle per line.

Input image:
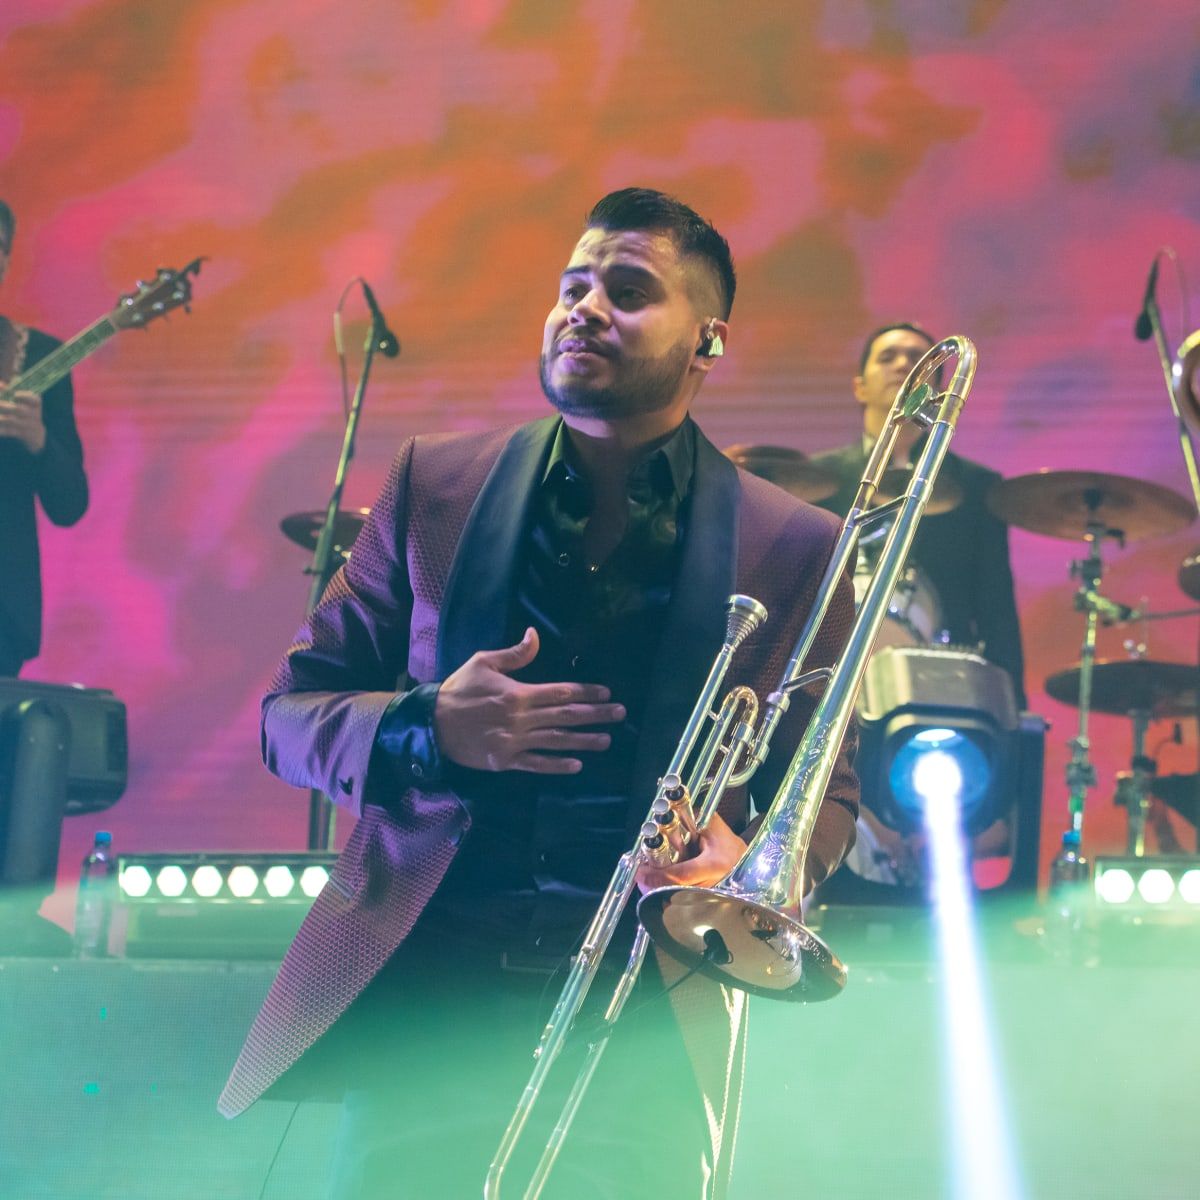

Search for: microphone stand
xmin=1141 ymin=288 xmax=1200 ymax=511
xmin=1139 ymin=258 xmax=1200 ymax=856
xmin=304 ymin=310 xmax=396 ymax=850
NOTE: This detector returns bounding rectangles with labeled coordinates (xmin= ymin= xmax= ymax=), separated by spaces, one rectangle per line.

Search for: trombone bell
xmin=637 ymin=886 xmax=846 ymax=1001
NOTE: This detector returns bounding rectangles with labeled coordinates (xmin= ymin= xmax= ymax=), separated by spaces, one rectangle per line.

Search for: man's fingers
xmin=519 ymin=681 xmax=613 ymax=708
xmin=508 ymin=752 xmax=584 ymax=775
xmin=524 ymin=729 xmax=611 ymax=753
xmin=522 ymin=701 xmax=624 ymax=729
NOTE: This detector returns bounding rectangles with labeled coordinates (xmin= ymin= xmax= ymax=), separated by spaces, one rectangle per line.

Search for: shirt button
xmin=557 ymin=552 xmax=571 ymax=567
xmin=570 ymin=655 xmax=581 ymax=671
xmin=410 ymin=761 xmax=424 ymax=779
xmin=587 ymin=563 xmax=599 ymax=574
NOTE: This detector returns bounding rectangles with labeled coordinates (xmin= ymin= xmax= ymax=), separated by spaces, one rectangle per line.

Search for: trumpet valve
xmin=640 ymin=821 xmax=676 ymax=866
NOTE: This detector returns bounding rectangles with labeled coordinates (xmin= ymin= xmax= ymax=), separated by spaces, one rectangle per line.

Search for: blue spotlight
xmin=888 ymin=726 xmax=995 ymax=834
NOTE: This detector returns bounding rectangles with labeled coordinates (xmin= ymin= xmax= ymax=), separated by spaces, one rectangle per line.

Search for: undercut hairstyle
xmin=584 ymin=188 xmax=737 ymax=319
xmin=857 ymin=322 xmax=935 ymax=374
xmin=0 ymin=201 xmax=14 ymax=251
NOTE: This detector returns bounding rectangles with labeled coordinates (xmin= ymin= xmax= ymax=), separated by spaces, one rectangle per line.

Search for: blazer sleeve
xmin=260 ymin=437 xmax=420 ymax=817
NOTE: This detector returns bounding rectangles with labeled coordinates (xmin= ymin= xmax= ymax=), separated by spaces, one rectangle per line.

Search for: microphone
xmin=360 ymin=279 xmax=401 ymax=358
xmin=1134 ymin=253 xmax=1160 ymax=342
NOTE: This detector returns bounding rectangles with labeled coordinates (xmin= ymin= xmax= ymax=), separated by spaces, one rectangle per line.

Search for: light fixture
xmin=115 ymin=852 xmax=339 ymax=959
xmin=117 ymin=853 xmax=337 ymax=904
xmin=857 ymin=647 xmax=1022 ymax=844
xmin=1094 ymin=856 xmax=1200 ymax=910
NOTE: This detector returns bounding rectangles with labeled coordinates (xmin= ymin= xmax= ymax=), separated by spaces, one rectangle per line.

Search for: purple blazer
xmin=219 ymin=416 xmax=858 ymax=1187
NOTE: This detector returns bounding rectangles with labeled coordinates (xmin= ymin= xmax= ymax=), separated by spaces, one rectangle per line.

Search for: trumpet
xmin=484 ymin=336 xmax=977 ymax=1198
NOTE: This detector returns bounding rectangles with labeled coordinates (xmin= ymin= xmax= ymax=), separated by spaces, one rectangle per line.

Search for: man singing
xmin=221 ymin=188 xmax=859 ymax=1198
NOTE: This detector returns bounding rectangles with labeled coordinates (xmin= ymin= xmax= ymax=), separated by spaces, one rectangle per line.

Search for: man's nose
xmin=567 ymin=287 xmax=609 ymax=325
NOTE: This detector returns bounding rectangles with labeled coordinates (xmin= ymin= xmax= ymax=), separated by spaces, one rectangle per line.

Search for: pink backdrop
xmin=1 ymin=0 xmax=1197 ymax=918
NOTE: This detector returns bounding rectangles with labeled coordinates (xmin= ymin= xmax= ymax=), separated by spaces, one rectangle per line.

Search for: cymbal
xmin=875 ymin=465 xmax=963 ymax=515
xmin=987 ymin=470 xmax=1195 ymax=542
xmin=1179 ymin=550 xmax=1200 ymax=601
xmin=280 ymin=508 xmax=371 ymax=554
xmin=1045 ymin=658 xmax=1199 ymax=718
xmin=723 ymin=444 xmax=839 ymax=503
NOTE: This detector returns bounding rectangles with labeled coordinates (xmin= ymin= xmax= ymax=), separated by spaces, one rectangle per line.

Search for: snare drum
xmin=853 ymin=546 xmax=943 ymax=650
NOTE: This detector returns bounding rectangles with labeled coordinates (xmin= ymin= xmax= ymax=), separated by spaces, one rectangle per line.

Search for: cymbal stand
xmin=1051 ymin=511 xmax=1122 ymax=890
xmin=1112 ymin=709 xmax=1154 ymax=856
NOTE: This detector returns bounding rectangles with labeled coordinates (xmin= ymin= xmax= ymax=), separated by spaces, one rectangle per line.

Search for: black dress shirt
xmin=377 ymin=419 xmax=696 ymax=961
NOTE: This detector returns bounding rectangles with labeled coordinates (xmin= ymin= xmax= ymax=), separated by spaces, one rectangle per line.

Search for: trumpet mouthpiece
xmin=724 ymin=595 xmax=768 ymax=650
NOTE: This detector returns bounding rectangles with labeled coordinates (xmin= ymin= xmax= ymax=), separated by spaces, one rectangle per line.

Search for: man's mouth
xmin=557 ymin=337 xmax=610 ymax=358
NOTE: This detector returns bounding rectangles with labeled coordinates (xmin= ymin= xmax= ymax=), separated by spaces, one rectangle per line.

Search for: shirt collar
xmin=541 ymin=417 xmax=696 ymax=506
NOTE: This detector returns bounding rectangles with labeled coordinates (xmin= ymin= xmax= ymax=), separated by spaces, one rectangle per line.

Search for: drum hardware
xmin=722 ymin=443 xmax=840 ymax=503
xmin=1046 ymin=659 xmax=1199 ymax=857
xmin=279 ymin=508 xmax=370 ymax=567
xmin=988 ymin=468 xmax=1195 ymax=891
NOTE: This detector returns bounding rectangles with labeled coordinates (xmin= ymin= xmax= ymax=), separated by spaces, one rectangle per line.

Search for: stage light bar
xmin=1094 ymin=857 xmax=1200 ymax=909
xmin=117 ymin=852 xmax=337 ymax=904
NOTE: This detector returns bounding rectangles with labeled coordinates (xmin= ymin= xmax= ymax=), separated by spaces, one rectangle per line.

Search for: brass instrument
xmin=1173 ymin=328 xmax=1200 ymax=451
xmin=484 ymin=336 xmax=977 ymax=1198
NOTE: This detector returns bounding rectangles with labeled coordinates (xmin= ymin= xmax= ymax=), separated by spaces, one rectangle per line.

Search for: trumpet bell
xmin=636 ymin=886 xmax=846 ymax=1001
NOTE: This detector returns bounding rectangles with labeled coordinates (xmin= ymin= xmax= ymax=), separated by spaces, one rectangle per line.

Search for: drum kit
xmin=726 ymin=443 xmax=1200 ymax=859
xmin=987 ymin=469 xmax=1199 ymax=859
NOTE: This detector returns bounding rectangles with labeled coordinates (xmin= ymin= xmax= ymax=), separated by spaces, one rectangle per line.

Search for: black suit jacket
xmin=0 ymin=320 xmax=89 ymax=669
xmin=810 ymin=441 xmax=1026 ymax=707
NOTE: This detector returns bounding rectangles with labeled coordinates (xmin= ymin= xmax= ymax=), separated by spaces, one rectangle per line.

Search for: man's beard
xmin=539 ymin=340 xmax=694 ymax=420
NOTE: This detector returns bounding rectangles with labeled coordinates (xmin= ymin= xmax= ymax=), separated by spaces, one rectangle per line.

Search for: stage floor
xmin=1 ymin=903 xmax=1196 ymax=1199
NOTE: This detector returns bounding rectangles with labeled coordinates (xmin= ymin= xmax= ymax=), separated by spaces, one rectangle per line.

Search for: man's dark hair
xmin=857 ymin=321 xmax=935 ymax=375
xmin=0 ymin=201 xmax=14 ymax=251
xmin=585 ymin=188 xmax=736 ymax=319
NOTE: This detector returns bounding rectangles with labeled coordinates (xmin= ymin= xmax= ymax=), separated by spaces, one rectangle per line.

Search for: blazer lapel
xmin=626 ymin=428 xmax=740 ymax=834
xmin=437 ymin=416 xmax=559 ymax=677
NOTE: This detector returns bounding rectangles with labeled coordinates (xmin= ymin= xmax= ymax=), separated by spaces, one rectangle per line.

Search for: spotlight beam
xmin=921 ymin=766 xmax=1025 ymax=1200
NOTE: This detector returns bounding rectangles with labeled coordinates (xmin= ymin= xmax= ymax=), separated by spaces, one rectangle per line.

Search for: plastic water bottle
xmin=74 ymin=831 xmax=116 ymax=958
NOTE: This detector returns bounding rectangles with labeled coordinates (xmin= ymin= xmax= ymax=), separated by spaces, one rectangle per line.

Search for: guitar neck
xmin=2 ymin=314 xmax=119 ymax=400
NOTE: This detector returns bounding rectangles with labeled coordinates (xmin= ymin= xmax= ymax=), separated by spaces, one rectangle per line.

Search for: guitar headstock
xmin=111 ymin=257 xmax=206 ymax=331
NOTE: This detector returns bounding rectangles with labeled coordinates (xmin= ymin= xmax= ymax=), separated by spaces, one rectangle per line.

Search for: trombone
xmin=484 ymin=335 xmax=978 ymax=1198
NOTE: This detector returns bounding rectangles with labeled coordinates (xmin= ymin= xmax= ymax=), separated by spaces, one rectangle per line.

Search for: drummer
xmin=810 ymin=322 xmax=1026 ymax=893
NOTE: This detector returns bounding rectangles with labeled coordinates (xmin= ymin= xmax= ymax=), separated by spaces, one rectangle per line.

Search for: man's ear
xmin=852 ymin=374 xmax=868 ymax=406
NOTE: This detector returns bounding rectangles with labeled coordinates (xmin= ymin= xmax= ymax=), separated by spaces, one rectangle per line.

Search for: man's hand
xmin=0 ymin=391 xmax=47 ymax=454
xmin=637 ymin=810 xmax=748 ymax=894
xmin=433 ymin=627 xmax=625 ymax=774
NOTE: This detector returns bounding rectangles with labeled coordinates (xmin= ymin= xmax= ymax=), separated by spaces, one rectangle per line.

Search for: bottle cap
xmin=95 ymin=831 xmax=112 ymax=845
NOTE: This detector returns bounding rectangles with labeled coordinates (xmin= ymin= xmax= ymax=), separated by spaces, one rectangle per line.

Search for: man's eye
xmin=616 ymin=287 xmax=646 ymax=305
xmin=561 ymin=285 xmax=585 ymax=302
